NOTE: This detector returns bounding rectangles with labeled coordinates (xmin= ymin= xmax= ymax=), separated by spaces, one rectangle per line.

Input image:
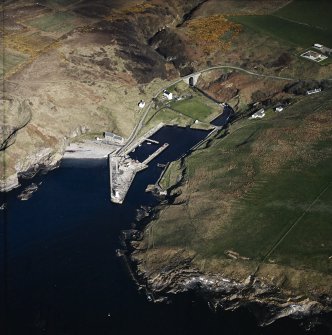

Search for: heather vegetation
xmin=185 ymin=15 xmax=242 ymax=53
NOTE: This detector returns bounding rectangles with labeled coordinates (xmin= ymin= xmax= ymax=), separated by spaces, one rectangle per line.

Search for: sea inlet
xmin=0 ymin=125 xmax=328 ymax=334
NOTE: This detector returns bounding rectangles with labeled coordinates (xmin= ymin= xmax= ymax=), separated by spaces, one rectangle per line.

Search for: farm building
xmin=104 ymin=132 xmax=124 ymax=144
xmin=251 ymin=108 xmax=265 ymax=119
xmin=163 ymin=90 xmax=173 ymax=100
xmin=313 ymin=43 xmax=332 ymax=55
xmin=138 ymin=100 xmax=145 ymax=108
xmin=301 ymin=50 xmax=327 ymax=62
xmin=307 ymin=88 xmax=322 ymax=95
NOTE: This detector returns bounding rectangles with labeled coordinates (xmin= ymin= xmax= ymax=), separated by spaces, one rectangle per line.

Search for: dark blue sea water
xmin=210 ymin=104 xmax=234 ymax=127
xmin=0 ymin=126 xmax=330 ymax=334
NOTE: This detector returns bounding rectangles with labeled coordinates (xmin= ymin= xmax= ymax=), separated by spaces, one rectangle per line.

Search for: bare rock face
xmin=0 ymin=173 xmax=19 ymax=192
xmin=132 ymin=248 xmax=332 ymax=328
xmin=0 ymin=96 xmax=32 ymax=150
xmin=0 ymin=96 xmax=34 ymax=191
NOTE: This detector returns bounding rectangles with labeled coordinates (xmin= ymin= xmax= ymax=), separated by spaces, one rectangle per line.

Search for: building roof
xmin=138 ymin=100 xmax=145 ymax=107
xmin=104 ymin=132 xmax=123 ymax=141
xmin=252 ymin=108 xmax=265 ymax=118
xmin=307 ymin=88 xmax=322 ymax=95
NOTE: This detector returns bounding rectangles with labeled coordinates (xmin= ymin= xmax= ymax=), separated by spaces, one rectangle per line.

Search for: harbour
xmin=108 ymin=103 xmax=234 ymax=204
xmin=63 ymin=101 xmax=234 ymax=206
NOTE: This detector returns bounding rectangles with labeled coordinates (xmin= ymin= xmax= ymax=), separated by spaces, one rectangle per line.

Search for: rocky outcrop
xmin=1 ymin=147 xmax=64 ymax=192
xmin=0 ymin=96 xmax=32 ymax=150
xmin=132 ymin=249 xmax=332 ymax=327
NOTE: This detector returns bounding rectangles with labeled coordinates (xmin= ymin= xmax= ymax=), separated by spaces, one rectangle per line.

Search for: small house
xmin=314 ymin=43 xmax=323 ymax=49
xmin=138 ymin=100 xmax=145 ymax=108
xmin=104 ymin=131 xmax=124 ymax=144
xmin=251 ymin=108 xmax=265 ymax=119
xmin=275 ymin=106 xmax=284 ymax=112
xmin=163 ymin=90 xmax=173 ymax=100
xmin=307 ymin=88 xmax=322 ymax=95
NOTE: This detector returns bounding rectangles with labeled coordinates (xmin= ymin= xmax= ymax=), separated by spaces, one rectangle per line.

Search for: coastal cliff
xmin=133 ymin=247 xmax=331 ymax=327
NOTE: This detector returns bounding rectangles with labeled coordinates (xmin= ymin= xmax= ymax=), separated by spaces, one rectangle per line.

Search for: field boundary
xmin=254 ymin=182 xmax=332 ymax=276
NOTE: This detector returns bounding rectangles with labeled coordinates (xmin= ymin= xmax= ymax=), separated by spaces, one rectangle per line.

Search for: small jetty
xmin=146 ymin=138 xmax=159 ymax=144
xmin=123 ymin=123 xmax=164 ymax=156
xmin=109 ymin=155 xmax=146 ymax=204
xmin=142 ymin=143 xmax=169 ymax=165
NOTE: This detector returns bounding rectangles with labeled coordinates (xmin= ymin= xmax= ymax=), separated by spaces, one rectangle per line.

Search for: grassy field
xmin=24 ymin=12 xmax=77 ymax=33
xmin=0 ymin=51 xmax=28 ymax=77
xmin=271 ymin=179 xmax=332 ymax=275
xmin=148 ymin=88 xmax=332 ymax=281
xmin=145 ymin=107 xmax=193 ymax=129
xmin=4 ymin=32 xmax=54 ymax=56
xmin=230 ymin=15 xmax=332 ymax=48
xmin=43 ymin=0 xmax=80 ymax=6
xmin=170 ymin=96 xmax=218 ymax=122
xmin=159 ymin=160 xmax=182 ymax=190
xmin=275 ymin=0 xmax=332 ymax=32
xmin=205 ymin=150 xmax=332 ymax=273
xmin=141 ymin=85 xmax=220 ymax=135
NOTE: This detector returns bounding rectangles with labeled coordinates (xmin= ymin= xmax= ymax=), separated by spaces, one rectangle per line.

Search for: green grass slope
xmin=142 ymin=89 xmax=332 ymax=296
xmin=230 ymin=0 xmax=332 ymax=48
xmin=275 ymin=0 xmax=332 ymax=32
xmin=231 ymin=15 xmax=332 ymax=48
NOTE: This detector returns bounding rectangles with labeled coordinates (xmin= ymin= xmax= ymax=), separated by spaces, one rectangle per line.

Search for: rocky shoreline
xmin=130 ymin=246 xmax=331 ymax=332
xmin=0 ymin=147 xmax=64 ymax=193
xmin=0 ymin=140 xmax=114 ymax=193
xmin=122 ymin=188 xmax=332 ymax=332
xmin=134 ymin=252 xmax=331 ymax=328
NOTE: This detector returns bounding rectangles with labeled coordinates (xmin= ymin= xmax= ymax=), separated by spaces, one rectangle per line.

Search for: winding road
xmin=119 ymin=65 xmax=297 ymax=154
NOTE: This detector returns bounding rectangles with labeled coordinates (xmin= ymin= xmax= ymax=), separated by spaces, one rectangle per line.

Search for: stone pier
xmin=109 ymin=155 xmax=147 ymax=204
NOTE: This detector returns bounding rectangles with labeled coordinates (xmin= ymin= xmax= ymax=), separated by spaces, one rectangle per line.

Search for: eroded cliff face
xmin=1 ymin=0 xmax=203 ymax=191
xmin=0 ymin=97 xmax=31 ymax=151
xmin=132 ymin=246 xmax=332 ymax=327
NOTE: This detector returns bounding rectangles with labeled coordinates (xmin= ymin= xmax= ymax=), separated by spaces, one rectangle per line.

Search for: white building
xmin=307 ymin=88 xmax=322 ymax=95
xmin=275 ymin=106 xmax=284 ymax=112
xmin=314 ymin=43 xmax=323 ymax=49
xmin=138 ymin=100 xmax=145 ymax=108
xmin=251 ymin=108 xmax=265 ymax=119
xmin=163 ymin=90 xmax=173 ymax=100
xmin=301 ymin=50 xmax=328 ymax=62
xmin=104 ymin=132 xmax=124 ymax=144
